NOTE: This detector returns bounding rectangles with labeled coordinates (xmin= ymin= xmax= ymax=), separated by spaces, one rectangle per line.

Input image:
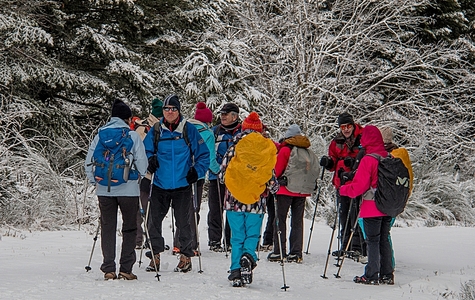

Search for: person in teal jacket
xmin=173 ymin=102 xmax=220 ymax=254
xmin=142 ymin=95 xmax=210 ymax=273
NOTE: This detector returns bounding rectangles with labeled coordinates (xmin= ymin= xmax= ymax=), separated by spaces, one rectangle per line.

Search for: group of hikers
xmin=84 ymin=95 xmax=413 ymax=287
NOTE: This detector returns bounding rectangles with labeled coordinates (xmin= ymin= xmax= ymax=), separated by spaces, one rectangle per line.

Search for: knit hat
xmin=338 ymin=112 xmax=354 ymax=126
xmin=163 ymin=94 xmax=181 ymax=112
xmin=111 ymin=99 xmax=132 ymax=120
xmin=242 ymin=112 xmax=263 ymax=132
xmin=284 ymin=124 xmax=302 ymax=139
xmin=380 ymin=127 xmax=394 ymax=144
xmin=194 ymin=102 xmax=213 ymax=123
xmin=219 ymin=103 xmax=239 ymax=114
xmin=151 ymin=98 xmax=163 ymax=118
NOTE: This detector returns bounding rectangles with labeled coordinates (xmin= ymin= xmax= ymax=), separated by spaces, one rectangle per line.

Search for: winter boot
xmin=174 ymin=254 xmax=192 ymax=273
xmin=240 ymin=254 xmax=254 ymax=284
xmin=332 ymin=249 xmax=345 ymax=258
xmin=267 ymin=252 xmax=285 ymax=262
xmin=145 ymin=251 xmax=160 ymax=272
xmin=232 ymin=278 xmax=243 ymax=287
xmin=353 ymin=275 xmax=379 ymax=285
xmin=209 ymin=241 xmax=223 ymax=252
xmin=118 ymin=272 xmax=137 ymax=280
xmin=228 ymin=269 xmax=241 ymax=281
xmin=172 ymin=247 xmax=180 ymax=255
xmin=379 ymin=274 xmax=395 ymax=285
xmin=103 ymin=272 xmax=117 ymax=280
xmin=259 ymin=244 xmax=273 ymax=252
xmin=286 ymin=254 xmax=303 ymax=263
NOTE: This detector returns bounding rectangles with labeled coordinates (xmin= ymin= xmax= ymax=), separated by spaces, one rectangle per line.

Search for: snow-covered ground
xmin=1 ymin=205 xmax=474 ymax=300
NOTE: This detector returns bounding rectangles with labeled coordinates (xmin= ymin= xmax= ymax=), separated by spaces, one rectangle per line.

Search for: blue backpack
xmin=92 ymin=127 xmax=139 ymax=191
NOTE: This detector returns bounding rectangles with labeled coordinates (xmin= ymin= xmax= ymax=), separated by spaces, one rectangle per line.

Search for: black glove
xmin=186 ymin=167 xmax=198 ymax=184
xmin=277 ymin=176 xmax=288 ymax=186
xmin=147 ymin=155 xmax=159 ymax=174
xmin=319 ymin=155 xmax=334 ymax=170
xmin=339 ymin=170 xmax=355 ymax=185
xmin=344 ymin=157 xmax=355 ymax=169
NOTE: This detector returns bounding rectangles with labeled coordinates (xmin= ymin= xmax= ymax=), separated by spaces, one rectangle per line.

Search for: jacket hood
xmin=284 ymin=135 xmax=311 ymax=148
xmin=101 ymin=117 xmax=129 ymax=130
xmin=360 ymin=125 xmax=387 ymax=155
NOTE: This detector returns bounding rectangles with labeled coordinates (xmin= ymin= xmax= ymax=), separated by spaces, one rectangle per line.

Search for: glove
xmin=339 ymin=170 xmax=355 ymax=185
xmin=344 ymin=157 xmax=355 ymax=168
xmin=147 ymin=155 xmax=159 ymax=174
xmin=186 ymin=167 xmax=198 ymax=184
xmin=277 ymin=176 xmax=288 ymax=186
xmin=319 ymin=155 xmax=334 ymax=170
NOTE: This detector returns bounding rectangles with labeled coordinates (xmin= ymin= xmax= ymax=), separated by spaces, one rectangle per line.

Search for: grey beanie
xmin=284 ymin=124 xmax=302 ymax=139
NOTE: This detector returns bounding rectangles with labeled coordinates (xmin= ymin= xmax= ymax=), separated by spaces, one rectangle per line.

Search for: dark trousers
xmin=98 ymin=196 xmax=138 ymax=274
xmin=363 ymin=216 xmax=394 ymax=281
xmin=338 ymin=194 xmax=365 ymax=255
xmin=207 ymin=179 xmax=230 ymax=246
xmin=148 ymin=185 xmax=194 ymax=257
xmin=174 ymin=179 xmax=204 ymax=250
xmin=272 ymin=195 xmax=305 ymax=256
xmin=262 ymin=193 xmax=275 ymax=246
xmin=136 ymin=178 xmax=152 ymax=246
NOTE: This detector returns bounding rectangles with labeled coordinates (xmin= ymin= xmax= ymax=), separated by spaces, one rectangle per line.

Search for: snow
xmin=1 ymin=206 xmax=474 ymax=300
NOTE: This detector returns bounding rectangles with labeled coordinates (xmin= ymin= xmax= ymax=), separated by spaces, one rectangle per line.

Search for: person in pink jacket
xmin=339 ymin=125 xmax=394 ymax=285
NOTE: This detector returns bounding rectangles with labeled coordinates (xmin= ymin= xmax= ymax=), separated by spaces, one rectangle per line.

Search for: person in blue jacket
xmin=143 ymin=94 xmax=210 ymax=273
xmin=85 ymin=99 xmax=148 ymax=280
xmin=173 ymin=101 xmax=220 ymax=255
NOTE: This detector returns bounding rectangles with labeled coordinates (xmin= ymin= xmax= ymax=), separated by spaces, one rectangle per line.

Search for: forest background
xmin=1 ymin=0 xmax=474 ymax=235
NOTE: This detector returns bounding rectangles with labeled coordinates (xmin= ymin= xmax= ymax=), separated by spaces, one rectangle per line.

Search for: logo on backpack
xmin=91 ymin=127 xmax=138 ymax=191
xmin=225 ymin=132 xmax=277 ymax=204
xmin=281 ymin=146 xmax=320 ymax=194
xmin=367 ymin=153 xmax=410 ymax=217
xmin=396 ymin=176 xmax=409 ymax=187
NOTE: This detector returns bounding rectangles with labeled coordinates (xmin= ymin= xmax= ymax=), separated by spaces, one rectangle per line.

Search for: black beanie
xmin=338 ymin=112 xmax=354 ymax=126
xmin=111 ymin=99 xmax=132 ymax=120
xmin=163 ymin=94 xmax=181 ymax=112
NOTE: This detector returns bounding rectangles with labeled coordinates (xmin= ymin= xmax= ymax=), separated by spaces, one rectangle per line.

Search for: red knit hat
xmin=194 ymin=102 xmax=213 ymax=123
xmin=242 ymin=112 xmax=263 ymax=133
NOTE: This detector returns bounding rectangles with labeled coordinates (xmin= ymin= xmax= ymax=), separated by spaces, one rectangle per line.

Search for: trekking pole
xmin=192 ymin=182 xmax=203 ymax=273
xmin=138 ymin=196 xmax=148 ymax=267
xmin=216 ymin=181 xmax=229 ymax=257
xmin=138 ymin=177 xmax=153 ymax=267
xmin=274 ymin=197 xmax=290 ymax=291
xmin=85 ymin=217 xmax=100 ymax=272
xmin=334 ymin=210 xmax=361 ymax=278
xmin=142 ymin=176 xmax=160 ymax=281
xmin=334 ymin=197 xmax=354 ymax=267
xmin=304 ymin=168 xmax=325 ymax=254
xmin=321 ymin=203 xmax=339 ymax=279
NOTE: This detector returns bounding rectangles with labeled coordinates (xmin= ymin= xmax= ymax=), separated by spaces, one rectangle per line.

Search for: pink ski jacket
xmin=339 ymin=125 xmax=388 ymax=218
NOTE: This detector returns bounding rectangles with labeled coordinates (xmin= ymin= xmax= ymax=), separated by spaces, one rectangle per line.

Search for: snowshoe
xmin=240 ymin=255 xmax=253 ymax=284
xmin=232 ymin=278 xmax=244 ymax=287
xmin=353 ymin=275 xmax=379 ymax=285
xmin=174 ymin=254 xmax=192 ymax=273
xmin=379 ymin=274 xmax=395 ymax=285
xmin=286 ymin=254 xmax=303 ymax=263
xmin=118 ymin=272 xmax=137 ymax=280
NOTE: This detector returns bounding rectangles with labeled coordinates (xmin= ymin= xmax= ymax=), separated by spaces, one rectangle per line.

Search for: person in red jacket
xmin=319 ymin=112 xmax=366 ymax=260
xmin=267 ymin=124 xmax=311 ymax=263
xmin=339 ymin=125 xmax=394 ymax=285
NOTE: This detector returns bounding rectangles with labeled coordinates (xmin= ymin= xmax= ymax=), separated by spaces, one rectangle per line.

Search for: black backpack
xmin=367 ymin=153 xmax=410 ymax=217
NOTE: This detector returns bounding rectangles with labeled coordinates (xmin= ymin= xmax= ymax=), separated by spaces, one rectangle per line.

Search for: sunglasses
xmin=340 ymin=124 xmax=353 ymax=130
xmin=163 ymin=106 xmax=178 ymax=112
